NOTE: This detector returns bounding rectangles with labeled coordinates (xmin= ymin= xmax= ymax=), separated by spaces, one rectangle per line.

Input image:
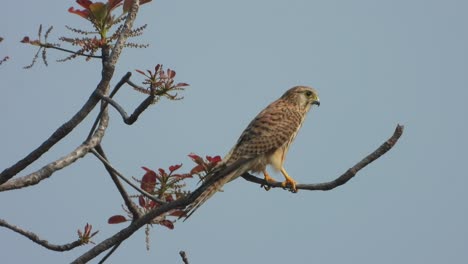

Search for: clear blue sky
xmin=1 ymin=0 xmax=467 ymax=263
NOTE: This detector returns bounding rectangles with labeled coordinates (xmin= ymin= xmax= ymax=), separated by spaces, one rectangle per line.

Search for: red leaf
xmin=68 ymin=7 xmax=90 ymax=18
xmin=107 ymin=0 xmax=123 ymax=12
xmin=206 ymin=155 xmax=222 ymax=163
xmin=138 ymin=195 xmax=146 ymax=207
xmin=169 ymin=164 xmax=182 ymax=172
xmin=190 ymin=164 xmax=204 ymax=175
xmin=188 ymin=153 xmax=204 ymax=165
xmin=159 ymin=220 xmax=174 ymax=230
xmin=141 ymin=167 xmax=157 ymax=192
xmin=135 ymin=69 xmax=147 ymax=77
xmin=108 ymin=215 xmax=127 ymax=224
xmin=76 ymin=0 xmax=93 ymax=9
xmin=169 ymin=210 xmax=186 ymax=217
xmin=124 ymin=0 xmax=151 ymax=12
xmin=175 ymin=82 xmax=189 ymax=87
xmin=158 ymin=168 xmax=166 ymax=176
xmin=84 ymin=223 xmax=92 ymax=235
xmin=168 ymin=69 xmax=176 ymax=78
xmin=154 ymin=64 xmax=161 ymax=73
xmin=20 ymin=36 xmax=30 ymax=43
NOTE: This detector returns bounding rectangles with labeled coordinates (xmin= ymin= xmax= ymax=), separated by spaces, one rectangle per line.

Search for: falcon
xmin=184 ymin=86 xmax=320 ymax=219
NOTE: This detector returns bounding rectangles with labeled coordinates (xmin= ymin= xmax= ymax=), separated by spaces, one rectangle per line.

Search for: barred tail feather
xmin=183 ymin=159 xmax=252 ymax=221
xmin=182 ymin=172 xmax=233 ymax=220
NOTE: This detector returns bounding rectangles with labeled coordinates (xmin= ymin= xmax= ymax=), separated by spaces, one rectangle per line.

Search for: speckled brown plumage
xmin=184 ymin=86 xmax=320 ymax=219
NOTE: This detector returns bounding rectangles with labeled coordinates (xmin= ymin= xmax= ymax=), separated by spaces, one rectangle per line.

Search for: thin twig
xmin=94 ymin=144 xmax=140 ymax=218
xmin=0 ymin=218 xmax=82 ymax=251
xmin=242 ymin=124 xmax=404 ymax=190
xmin=42 ymin=43 xmax=102 ymax=58
xmin=96 ymin=94 xmax=130 ymax=121
xmin=97 ymin=92 xmax=155 ymax=124
xmin=126 ymin=79 xmax=143 ymax=90
xmin=90 ymin=148 xmax=166 ymax=204
xmin=123 ymin=95 xmax=155 ymax=124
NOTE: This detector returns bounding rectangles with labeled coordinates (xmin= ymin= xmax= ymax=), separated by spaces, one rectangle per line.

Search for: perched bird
xmin=184 ymin=86 xmax=320 ymax=219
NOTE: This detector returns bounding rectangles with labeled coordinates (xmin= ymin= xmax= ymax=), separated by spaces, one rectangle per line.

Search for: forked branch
xmin=0 ymin=0 xmax=142 ymax=187
xmin=90 ymin=148 xmax=166 ymax=204
xmin=96 ymin=89 xmax=156 ymax=125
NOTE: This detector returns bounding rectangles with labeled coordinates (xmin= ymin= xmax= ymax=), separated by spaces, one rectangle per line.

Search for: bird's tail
xmin=182 ymin=159 xmax=251 ymax=221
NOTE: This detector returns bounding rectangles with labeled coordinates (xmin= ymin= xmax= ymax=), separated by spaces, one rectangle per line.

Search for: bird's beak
xmin=312 ymin=98 xmax=320 ymax=107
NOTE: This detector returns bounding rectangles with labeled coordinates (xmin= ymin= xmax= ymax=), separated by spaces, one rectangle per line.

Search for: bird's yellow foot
xmin=280 ymin=168 xmax=298 ymax=193
xmin=281 ymin=178 xmax=297 ymax=192
xmin=262 ymin=170 xmax=277 ymax=191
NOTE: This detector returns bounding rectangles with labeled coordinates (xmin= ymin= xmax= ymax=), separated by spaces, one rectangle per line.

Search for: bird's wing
xmin=227 ymin=100 xmax=303 ymax=162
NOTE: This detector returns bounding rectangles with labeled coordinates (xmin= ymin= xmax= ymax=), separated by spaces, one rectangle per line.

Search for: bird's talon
xmin=262 ymin=171 xmax=277 ymax=191
xmin=281 ymin=179 xmax=297 ymax=193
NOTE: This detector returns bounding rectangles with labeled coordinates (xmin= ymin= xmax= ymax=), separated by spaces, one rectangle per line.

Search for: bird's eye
xmin=305 ymin=90 xmax=313 ymax=97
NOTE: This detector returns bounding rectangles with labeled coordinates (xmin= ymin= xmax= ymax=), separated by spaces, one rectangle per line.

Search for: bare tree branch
xmin=0 ymin=85 xmax=104 ymax=185
xmin=97 ymin=92 xmax=156 ymax=125
xmin=0 ymin=111 xmax=109 ymax=191
xmin=0 ymin=0 xmax=141 ymax=186
xmin=0 ymin=48 xmax=115 ymax=185
xmin=179 ymin=251 xmax=189 ymax=264
xmin=0 ymin=218 xmax=82 ymax=251
xmin=87 ymin=72 xmax=132 ymax=140
xmin=241 ymin=124 xmax=404 ymax=190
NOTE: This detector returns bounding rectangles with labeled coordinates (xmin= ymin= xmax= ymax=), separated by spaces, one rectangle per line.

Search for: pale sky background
xmin=1 ymin=0 xmax=467 ymax=263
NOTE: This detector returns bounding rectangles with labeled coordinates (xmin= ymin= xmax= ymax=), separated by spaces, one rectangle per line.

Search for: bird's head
xmin=282 ymin=86 xmax=320 ymax=110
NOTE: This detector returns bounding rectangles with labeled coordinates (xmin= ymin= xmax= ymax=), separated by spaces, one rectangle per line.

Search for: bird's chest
xmin=268 ymin=146 xmax=287 ymax=171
